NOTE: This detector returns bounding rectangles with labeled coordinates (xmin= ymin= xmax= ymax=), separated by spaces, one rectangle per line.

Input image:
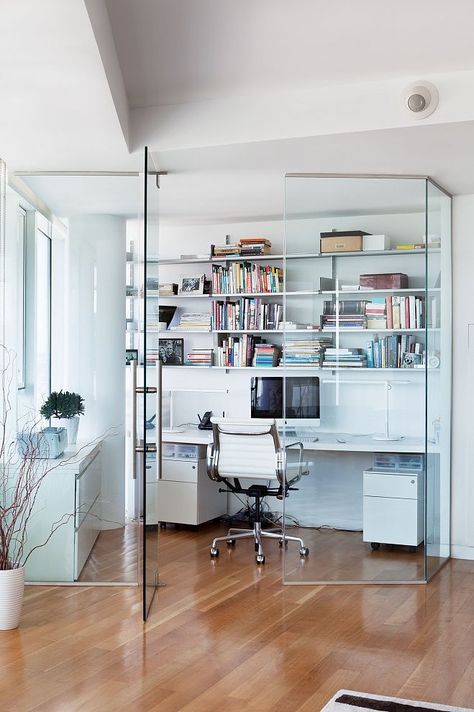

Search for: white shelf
xmin=155 ymin=364 xmax=436 ymax=372
xmin=154 ymin=248 xmax=436 ymax=266
xmin=321 ymin=328 xmax=434 ymax=333
xmin=321 ymin=288 xmax=440 ymax=295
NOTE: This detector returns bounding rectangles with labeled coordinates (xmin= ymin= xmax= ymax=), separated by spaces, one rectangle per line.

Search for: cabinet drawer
xmin=161 ymin=459 xmax=199 ymax=483
xmin=75 ymin=452 xmax=101 ymax=527
xmin=75 ymin=495 xmax=100 ymax=579
xmin=363 ymin=471 xmax=420 ymax=499
xmin=157 ymin=481 xmax=198 ymax=525
xmin=363 ymin=496 xmax=422 ymax=546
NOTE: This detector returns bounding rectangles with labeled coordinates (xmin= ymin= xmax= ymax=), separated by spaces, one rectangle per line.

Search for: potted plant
xmin=0 ymin=350 xmax=82 ymax=629
xmin=40 ymin=390 xmax=85 ymax=446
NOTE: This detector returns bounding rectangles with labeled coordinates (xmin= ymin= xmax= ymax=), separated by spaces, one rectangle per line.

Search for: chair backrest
xmin=209 ymin=418 xmax=283 ymax=482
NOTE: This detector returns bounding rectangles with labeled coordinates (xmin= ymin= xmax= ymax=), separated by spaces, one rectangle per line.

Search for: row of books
xmin=211 ymin=299 xmax=283 ymax=331
xmin=215 ymin=337 xmax=280 ymax=368
xmin=366 ymin=336 xmax=424 ymax=369
xmin=321 ymin=296 xmax=425 ymax=330
xmin=211 ymin=237 xmax=272 ymax=259
xmin=211 ymin=262 xmax=283 ymax=294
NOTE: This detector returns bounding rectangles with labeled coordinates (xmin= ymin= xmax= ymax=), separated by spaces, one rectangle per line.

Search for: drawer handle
xmin=411 ymin=480 xmax=415 ymax=484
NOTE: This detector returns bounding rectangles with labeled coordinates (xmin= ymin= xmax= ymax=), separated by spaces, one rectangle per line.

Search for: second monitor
xmin=250 ymin=376 xmax=320 ymax=428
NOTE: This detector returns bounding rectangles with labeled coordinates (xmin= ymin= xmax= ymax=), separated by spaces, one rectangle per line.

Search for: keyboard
xmin=278 ymin=429 xmax=319 ymax=444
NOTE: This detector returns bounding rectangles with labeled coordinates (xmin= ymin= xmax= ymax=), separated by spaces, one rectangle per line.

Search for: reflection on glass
xmin=282 ymin=175 xmax=451 ymax=584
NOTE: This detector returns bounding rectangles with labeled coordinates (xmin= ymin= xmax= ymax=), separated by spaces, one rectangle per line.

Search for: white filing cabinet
xmin=148 ymin=442 xmax=226 ymax=526
xmin=363 ymin=468 xmax=424 ymax=549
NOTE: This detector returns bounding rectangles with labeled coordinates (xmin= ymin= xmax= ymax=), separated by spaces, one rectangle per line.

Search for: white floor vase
xmin=0 ymin=567 xmax=25 ymax=630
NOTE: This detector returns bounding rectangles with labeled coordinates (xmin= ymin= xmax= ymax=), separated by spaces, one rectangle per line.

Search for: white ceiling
xmin=106 ymin=0 xmax=474 ymax=108
xmin=3 ymin=0 xmax=474 ymax=221
xmin=0 ymin=0 xmax=136 ymax=172
xmin=20 ymin=121 xmax=467 ymax=225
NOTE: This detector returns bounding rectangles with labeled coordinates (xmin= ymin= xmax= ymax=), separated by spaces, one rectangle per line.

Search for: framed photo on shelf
xmin=125 ymin=348 xmax=139 ymax=366
xmin=178 ymin=274 xmax=205 ymax=295
xmin=159 ymin=338 xmax=184 ymax=366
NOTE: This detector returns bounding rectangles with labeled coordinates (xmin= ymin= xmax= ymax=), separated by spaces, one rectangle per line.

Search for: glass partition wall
xmin=282 ymin=175 xmax=451 ymax=584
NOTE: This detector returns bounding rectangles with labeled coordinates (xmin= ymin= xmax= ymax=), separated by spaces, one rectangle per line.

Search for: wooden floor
xmin=79 ymin=524 xmax=139 ymax=583
xmin=78 ymin=521 xmax=426 ymax=584
xmin=1 ymin=525 xmax=473 ymax=712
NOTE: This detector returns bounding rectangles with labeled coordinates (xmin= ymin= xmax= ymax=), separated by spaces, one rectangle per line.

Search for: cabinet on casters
xmin=363 ymin=468 xmax=424 ymax=550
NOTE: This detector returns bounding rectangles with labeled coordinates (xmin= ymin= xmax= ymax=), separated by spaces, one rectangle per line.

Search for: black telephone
xmin=198 ymin=411 xmax=213 ymax=430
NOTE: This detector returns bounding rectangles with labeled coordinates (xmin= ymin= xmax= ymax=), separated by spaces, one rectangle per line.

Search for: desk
xmin=158 ymin=428 xmax=429 ymax=531
xmin=162 ymin=427 xmax=427 ymax=453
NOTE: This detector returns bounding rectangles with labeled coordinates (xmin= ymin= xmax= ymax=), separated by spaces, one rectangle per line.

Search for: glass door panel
xmin=283 ymin=174 xmax=436 ymax=583
xmin=425 ymin=180 xmax=451 ymax=578
xmin=140 ymin=148 xmax=160 ymax=620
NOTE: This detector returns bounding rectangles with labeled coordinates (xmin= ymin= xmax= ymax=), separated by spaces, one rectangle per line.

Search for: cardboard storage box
xmin=320 ymin=230 xmax=367 ymax=253
xmin=359 ymin=272 xmax=408 ymax=289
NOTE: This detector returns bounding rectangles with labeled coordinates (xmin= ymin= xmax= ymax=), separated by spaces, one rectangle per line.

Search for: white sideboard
xmin=21 ymin=442 xmax=102 ymax=582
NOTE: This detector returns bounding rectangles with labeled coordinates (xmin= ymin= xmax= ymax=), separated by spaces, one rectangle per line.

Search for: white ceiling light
xmin=402 ymin=81 xmax=439 ymax=119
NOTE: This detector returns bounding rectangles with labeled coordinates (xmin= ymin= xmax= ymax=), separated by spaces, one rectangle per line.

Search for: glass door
xmin=137 ymin=148 xmax=161 ymax=620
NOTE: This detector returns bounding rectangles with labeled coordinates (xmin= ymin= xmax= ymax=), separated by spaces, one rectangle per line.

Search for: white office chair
xmin=206 ymin=417 xmax=309 ymax=564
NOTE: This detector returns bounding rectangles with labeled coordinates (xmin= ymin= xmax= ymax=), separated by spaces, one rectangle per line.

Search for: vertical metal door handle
xmin=157 ymin=360 xmax=162 ymax=480
xmin=131 ymin=359 xmax=137 ymax=480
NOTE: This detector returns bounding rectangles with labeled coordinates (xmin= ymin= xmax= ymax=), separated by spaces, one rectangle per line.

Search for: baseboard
xmin=451 ymin=545 xmax=474 ymax=560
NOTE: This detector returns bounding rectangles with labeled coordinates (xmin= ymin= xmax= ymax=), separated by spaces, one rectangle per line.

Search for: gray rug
xmin=321 ymin=691 xmax=474 ymax=712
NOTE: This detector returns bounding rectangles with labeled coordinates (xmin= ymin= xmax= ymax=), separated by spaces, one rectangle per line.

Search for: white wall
xmin=65 ymin=215 xmax=126 ymax=526
xmin=451 ymin=195 xmax=474 ymax=559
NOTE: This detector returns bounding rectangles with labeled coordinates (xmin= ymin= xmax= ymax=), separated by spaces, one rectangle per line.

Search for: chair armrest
xmin=206 ymin=442 xmax=220 ymax=481
xmin=283 ymin=441 xmax=304 ymax=486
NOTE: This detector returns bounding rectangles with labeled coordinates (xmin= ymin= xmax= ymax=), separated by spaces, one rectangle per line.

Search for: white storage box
xmin=362 ymin=234 xmax=390 ymax=251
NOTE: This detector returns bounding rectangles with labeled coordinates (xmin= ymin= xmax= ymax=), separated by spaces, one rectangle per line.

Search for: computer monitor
xmin=250 ymin=376 xmax=320 ymax=428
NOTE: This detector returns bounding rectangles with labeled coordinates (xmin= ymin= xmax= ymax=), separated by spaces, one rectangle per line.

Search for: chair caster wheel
xmin=299 ymin=547 xmax=309 ymax=557
xmin=227 ymin=539 xmax=236 ymax=547
xmin=256 ymin=554 xmax=265 ymax=564
xmin=371 ymin=542 xmax=380 ymax=551
xmin=210 ymin=547 xmax=219 ymax=558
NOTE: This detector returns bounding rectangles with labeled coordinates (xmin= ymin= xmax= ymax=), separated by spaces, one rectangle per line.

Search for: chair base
xmin=210 ymin=521 xmax=309 ymax=565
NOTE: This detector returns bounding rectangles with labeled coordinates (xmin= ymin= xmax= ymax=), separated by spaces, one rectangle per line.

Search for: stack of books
xmin=185 ymin=348 xmax=214 ymax=366
xmin=211 ymin=299 xmax=283 ymax=331
xmin=253 ymin=344 xmax=280 ymax=367
xmin=170 ymin=312 xmax=211 ymax=331
xmin=216 ymin=335 xmax=261 ymax=367
xmin=280 ymin=338 xmax=333 ymax=367
xmin=321 ymin=300 xmax=367 ymax=330
xmin=365 ymin=298 xmax=387 ymax=329
xmin=322 ymin=348 xmax=367 ymax=368
xmin=212 ymin=262 xmax=283 ymax=294
xmin=239 ymin=237 xmax=272 ymax=256
xmin=211 ymin=243 xmax=241 ymax=259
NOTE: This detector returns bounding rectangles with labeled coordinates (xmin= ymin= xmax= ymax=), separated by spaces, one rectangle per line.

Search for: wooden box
xmin=320 ymin=230 xmax=367 ymax=253
xmin=359 ymin=272 xmax=408 ymax=289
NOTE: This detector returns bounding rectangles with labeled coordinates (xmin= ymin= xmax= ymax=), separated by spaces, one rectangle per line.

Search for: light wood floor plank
xmin=0 ymin=526 xmax=473 ymax=712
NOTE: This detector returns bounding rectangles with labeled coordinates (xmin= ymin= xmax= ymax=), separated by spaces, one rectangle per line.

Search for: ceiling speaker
xmin=402 ymin=81 xmax=439 ymax=119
